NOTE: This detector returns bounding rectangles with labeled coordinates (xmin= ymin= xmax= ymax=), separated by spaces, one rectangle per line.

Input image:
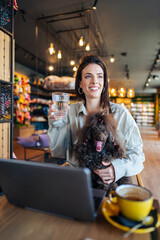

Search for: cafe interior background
xmin=0 ymin=0 xmax=160 ymax=162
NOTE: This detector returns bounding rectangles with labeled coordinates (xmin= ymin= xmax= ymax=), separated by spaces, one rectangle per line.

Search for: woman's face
xmin=80 ymin=63 xmax=104 ymax=102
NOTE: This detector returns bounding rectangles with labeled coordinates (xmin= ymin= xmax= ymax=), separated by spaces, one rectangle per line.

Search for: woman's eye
xmin=98 ymin=75 xmax=103 ymax=79
xmin=85 ymin=75 xmax=91 ymax=79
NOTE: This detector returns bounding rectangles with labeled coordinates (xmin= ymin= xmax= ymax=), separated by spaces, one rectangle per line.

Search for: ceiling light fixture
xmin=152 ymin=75 xmax=159 ymax=80
xmin=110 ymin=55 xmax=115 ymax=63
xmin=57 ymin=50 xmax=62 ymax=59
xmin=48 ymin=43 xmax=55 ymax=55
xmin=118 ymin=87 xmax=126 ymax=98
xmin=79 ymin=36 xmax=84 ymax=46
xmin=70 ymin=60 xmax=75 ymax=66
xmin=127 ymin=88 xmax=135 ymax=98
xmin=73 ymin=66 xmax=77 ymax=72
xmin=144 ymin=48 xmax=160 ymax=89
xmin=85 ymin=43 xmax=90 ymax=51
xmin=48 ymin=65 xmax=54 ymax=71
xmin=109 ymin=88 xmax=117 ymax=97
xmin=93 ymin=0 xmax=98 ymax=10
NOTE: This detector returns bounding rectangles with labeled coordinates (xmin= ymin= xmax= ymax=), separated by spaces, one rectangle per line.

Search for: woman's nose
xmin=91 ymin=76 xmax=98 ymax=84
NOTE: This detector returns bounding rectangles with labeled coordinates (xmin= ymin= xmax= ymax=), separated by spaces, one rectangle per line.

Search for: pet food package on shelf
xmin=43 ymin=75 xmax=75 ymax=90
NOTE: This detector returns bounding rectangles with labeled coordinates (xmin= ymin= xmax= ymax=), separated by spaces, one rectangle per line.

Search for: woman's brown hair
xmin=75 ymin=55 xmax=111 ymax=112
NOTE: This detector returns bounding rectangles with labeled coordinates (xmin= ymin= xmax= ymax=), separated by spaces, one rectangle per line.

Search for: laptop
xmin=0 ymin=158 xmax=106 ymax=221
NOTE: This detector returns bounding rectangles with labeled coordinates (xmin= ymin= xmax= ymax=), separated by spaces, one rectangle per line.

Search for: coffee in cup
xmin=108 ymin=184 xmax=153 ymax=221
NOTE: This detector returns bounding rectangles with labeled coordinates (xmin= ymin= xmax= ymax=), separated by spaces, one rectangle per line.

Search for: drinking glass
xmin=52 ymin=92 xmax=70 ymax=116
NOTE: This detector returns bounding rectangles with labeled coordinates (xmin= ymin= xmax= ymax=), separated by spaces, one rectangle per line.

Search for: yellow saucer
xmin=102 ymin=199 xmax=160 ymax=234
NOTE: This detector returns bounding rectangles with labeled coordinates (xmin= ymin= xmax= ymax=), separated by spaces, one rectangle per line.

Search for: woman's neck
xmin=85 ymin=99 xmax=102 ymax=114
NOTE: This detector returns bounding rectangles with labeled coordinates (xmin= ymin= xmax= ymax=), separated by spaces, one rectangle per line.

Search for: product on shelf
xmin=13 ymin=73 xmax=31 ymax=125
xmin=131 ymin=102 xmax=155 ymax=127
xmin=43 ymin=75 xmax=75 ymax=90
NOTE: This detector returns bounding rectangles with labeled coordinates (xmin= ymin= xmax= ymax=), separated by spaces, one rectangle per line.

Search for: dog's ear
xmin=85 ymin=127 xmax=93 ymax=140
xmin=75 ymin=124 xmax=93 ymax=143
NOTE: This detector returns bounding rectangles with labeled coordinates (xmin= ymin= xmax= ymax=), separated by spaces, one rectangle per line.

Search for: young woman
xmin=48 ymin=55 xmax=145 ymax=185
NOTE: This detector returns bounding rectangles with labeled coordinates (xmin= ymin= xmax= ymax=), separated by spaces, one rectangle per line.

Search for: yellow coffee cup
xmin=108 ymin=184 xmax=153 ymax=221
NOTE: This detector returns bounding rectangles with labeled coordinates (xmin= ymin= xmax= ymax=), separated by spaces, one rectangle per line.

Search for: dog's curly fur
xmin=74 ymin=112 xmax=132 ymax=192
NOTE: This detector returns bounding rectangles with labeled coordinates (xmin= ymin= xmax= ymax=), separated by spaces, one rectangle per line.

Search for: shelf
xmin=30 ymin=83 xmax=76 ymax=93
xmin=0 ymin=79 xmax=12 ymax=84
xmin=31 ymin=120 xmax=47 ymax=122
xmin=131 ymin=100 xmax=155 ymax=127
xmin=0 ymin=119 xmax=12 ymax=123
xmin=30 ymin=91 xmax=51 ymax=98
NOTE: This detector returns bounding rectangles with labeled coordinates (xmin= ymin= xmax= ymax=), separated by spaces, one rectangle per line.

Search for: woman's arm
xmin=112 ymin=122 xmax=145 ymax=182
xmin=47 ymin=97 xmax=71 ymax=160
xmin=48 ymin=118 xmax=70 ymax=159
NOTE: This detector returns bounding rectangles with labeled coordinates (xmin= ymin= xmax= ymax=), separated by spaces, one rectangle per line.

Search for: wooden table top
xmin=0 ymin=195 xmax=157 ymax=240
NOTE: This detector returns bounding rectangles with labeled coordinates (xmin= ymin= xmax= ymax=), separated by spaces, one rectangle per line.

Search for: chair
xmin=136 ymin=173 xmax=144 ymax=187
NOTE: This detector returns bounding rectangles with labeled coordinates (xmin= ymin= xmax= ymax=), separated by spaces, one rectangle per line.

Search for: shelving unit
xmin=131 ymin=102 xmax=155 ymax=127
xmin=0 ymin=2 xmax=14 ymax=159
xmin=30 ymin=83 xmax=50 ymax=131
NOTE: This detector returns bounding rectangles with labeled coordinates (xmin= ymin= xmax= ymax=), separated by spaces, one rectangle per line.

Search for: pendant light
xmin=127 ymin=88 xmax=135 ymax=98
xmin=118 ymin=87 xmax=126 ymax=97
xmin=79 ymin=36 xmax=84 ymax=46
xmin=70 ymin=60 xmax=75 ymax=66
xmin=48 ymin=43 xmax=55 ymax=55
xmin=85 ymin=43 xmax=90 ymax=51
xmin=110 ymin=55 xmax=115 ymax=63
xmin=73 ymin=66 xmax=77 ymax=72
xmin=48 ymin=65 xmax=54 ymax=71
xmin=109 ymin=87 xmax=117 ymax=97
xmin=57 ymin=50 xmax=62 ymax=59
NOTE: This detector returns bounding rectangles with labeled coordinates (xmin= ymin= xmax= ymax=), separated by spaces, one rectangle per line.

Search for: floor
xmin=13 ymin=127 xmax=160 ymax=203
xmin=140 ymin=127 xmax=160 ymax=203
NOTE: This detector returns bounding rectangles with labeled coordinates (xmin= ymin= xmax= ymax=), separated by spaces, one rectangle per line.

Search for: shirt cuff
xmin=112 ymin=158 xmax=127 ymax=182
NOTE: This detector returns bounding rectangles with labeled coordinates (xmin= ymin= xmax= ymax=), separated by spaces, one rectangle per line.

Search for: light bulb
xmin=85 ymin=43 xmax=90 ymax=51
xmin=110 ymin=56 xmax=115 ymax=63
xmin=57 ymin=50 xmax=62 ymax=59
xmin=73 ymin=66 xmax=77 ymax=71
xmin=70 ymin=60 xmax=75 ymax=66
xmin=79 ymin=36 xmax=84 ymax=46
xmin=48 ymin=43 xmax=55 ymax=55
xmin=48 ymin=65 xmax=54 ymax=71
xmin=127 ymin=88 xmax=135 ymax=98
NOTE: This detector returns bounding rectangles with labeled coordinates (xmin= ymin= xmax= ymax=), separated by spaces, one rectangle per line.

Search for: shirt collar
xmin=78 ymin=101 xmax=87 ymax=116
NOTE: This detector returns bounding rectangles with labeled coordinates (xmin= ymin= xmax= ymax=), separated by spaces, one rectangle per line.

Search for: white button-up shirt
xmin=48 ymin=101 xmax=145 ymax=182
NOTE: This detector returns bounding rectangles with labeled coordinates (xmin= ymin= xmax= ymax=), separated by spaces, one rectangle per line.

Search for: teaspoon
xmin=123 ymin=215 xmax=154 ymax=238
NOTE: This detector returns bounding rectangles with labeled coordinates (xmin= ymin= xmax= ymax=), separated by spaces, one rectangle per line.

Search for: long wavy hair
xmin=75 ymin=55 xmax=111 ymax=112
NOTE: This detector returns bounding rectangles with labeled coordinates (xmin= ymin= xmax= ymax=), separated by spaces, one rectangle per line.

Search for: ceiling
xmin=14 ymin=0 xmax=160 ymax=95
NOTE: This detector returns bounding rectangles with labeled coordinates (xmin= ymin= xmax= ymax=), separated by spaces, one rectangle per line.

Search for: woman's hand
xmin=48 ymin=101 xmax=69 ymax=121
xmin=94 ymin=161 xmax=115 ymax=184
